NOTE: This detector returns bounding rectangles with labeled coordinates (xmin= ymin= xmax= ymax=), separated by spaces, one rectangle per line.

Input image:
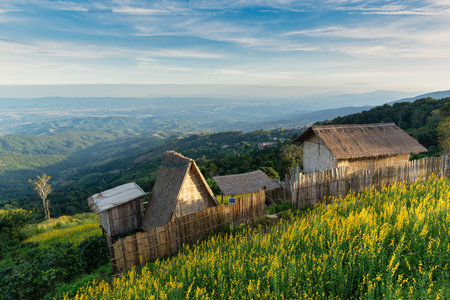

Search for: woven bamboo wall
xmin=290 ymin=155 xmax=449 ymax=210
xmin=337 ymin=153 xmax=410 ymax=175
xmin=173 ymin=167 xmax=215 ymax=218
xmin=110 ymin=190 xmax=265 ymax=273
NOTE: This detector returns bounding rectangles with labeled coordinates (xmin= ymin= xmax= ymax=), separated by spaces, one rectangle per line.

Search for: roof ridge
xmin=164 ymin=150 xmax=193 ymax=162
xmin=213 ymin=170 xmax=262 ymax=179
xmin=313 ymin=122 xmax=396 ymax=129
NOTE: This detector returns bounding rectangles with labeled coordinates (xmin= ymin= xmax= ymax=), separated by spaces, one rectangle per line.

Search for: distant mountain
xmin=293 ymin=90 xmax=414 ymax=110
xmin=390 ymin=90 xmax=450 ymax=104
xmin=254 ymin=106 xmax=373 ymax=129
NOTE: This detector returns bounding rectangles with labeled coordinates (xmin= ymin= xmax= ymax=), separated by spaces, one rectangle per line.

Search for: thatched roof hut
xmin=141 ymin=151 xmax=218 ymax=230
xmin=213 ymin=170 xmax=281 ymax=196
xmin=88 ymin=182 xmax=146 ymax=237
xmin=293 ymin=123 xmax=427 ymax=173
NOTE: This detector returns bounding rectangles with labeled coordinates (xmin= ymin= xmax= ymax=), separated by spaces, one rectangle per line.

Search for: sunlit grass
xmin=25 ymin=213 xmax=102 ymax=247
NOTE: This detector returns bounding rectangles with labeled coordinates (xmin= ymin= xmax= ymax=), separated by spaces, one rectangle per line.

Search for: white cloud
xmin=217 ymin=68 xmax=299 ymax=79
xmin=145 ymin=49 xmax=223 ymax=59
xmin=112 ymin=7 xmax=168 ymax=14
xmin=0 ymin=39 xmax=223 ymax=61
xmin=136 ymin=57 xmax=160 ymax=62
xmin=283 ymin=16 xmax=450 ymax=58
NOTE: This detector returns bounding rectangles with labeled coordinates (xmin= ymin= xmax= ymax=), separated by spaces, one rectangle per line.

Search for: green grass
xmin=24 ymin=213 xmax=102 ymax=247
xmin=266 ymin=201 xmax=292 ymax=215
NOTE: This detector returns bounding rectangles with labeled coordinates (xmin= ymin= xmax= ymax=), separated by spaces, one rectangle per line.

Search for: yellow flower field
xmin=66 ymin=176 xmax=449 ymax=299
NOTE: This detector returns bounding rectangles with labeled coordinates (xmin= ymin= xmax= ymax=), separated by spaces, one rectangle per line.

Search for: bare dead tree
xmin=29 ymin=174 xmax=52 ymax=220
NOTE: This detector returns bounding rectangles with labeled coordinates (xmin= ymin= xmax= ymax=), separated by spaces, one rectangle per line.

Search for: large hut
xmin=141 ymin=151 xmax=218 ymax=230
xmin=293 ymin=123 xmax=427 ymax=174
xmin=88 ymin=182 xmax=146 ymax=237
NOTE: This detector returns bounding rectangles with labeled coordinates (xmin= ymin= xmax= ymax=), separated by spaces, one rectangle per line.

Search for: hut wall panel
xmin=173 ymin=167 xmax=215 ymax=218
xmin=303 ymin=141 xmax=336 ymax=173
xmin=99 ymin=212 xmax=110 ymax=235
xmin=106 ymin=199 xmax=142 ymax=237
xmin=337 ymin=153 xmax=410 ymax=175
xmin=109 ymin=190 xmax=266 ymax=273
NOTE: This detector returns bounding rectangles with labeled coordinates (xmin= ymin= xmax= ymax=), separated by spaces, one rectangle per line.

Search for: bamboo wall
xmin=337 ymin=153 xmax=410 ymax=175
xmin=266 ymin=187 xmax=290 ymax=204
xmin=290 ymin=155 xmax=449 ymax=210
xmin=173 ymin=166 xmax=215 ymax=218
xmin=110 ymin=190 xmax=265 ymax=273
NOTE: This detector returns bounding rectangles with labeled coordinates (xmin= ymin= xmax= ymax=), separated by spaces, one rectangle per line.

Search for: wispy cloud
xmin=1 ymin=0 xmax=450 ymax=93
xmin=144 ymin=49 xmax=223 ymax=59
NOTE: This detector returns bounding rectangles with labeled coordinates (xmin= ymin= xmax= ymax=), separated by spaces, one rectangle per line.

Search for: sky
xmin=0 ymin=0 xmax=450 ymax=98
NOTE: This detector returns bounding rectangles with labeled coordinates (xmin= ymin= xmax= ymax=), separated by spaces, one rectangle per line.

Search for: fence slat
xmin=109 ymin=190 xmax=266 ymax=273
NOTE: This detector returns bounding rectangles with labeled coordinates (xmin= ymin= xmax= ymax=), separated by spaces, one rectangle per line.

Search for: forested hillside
xmin=2 ymin=97 xmax=448 ymax=219
xmin=0 ymin=128 xmax=303 ymax=217
xmin=319 ymin=97 xmax=450 ymax=156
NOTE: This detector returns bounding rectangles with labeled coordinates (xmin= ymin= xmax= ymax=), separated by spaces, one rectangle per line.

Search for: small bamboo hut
xmin=213 ymin=170 xmax=282 ymax=202
xmin=88 ymin=182 xmax=146 ymax=237
xmin=141 ymin=151 xmax=218 ymax=230
xmin=293 ymin=123 xmax=427 ymax=173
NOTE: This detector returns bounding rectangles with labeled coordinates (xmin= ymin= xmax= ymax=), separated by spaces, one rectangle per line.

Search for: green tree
xmin=437 ymin=102 xmax=450 ymax=154
xmin=29 ymin=174 xmax=52 ymax=220
xmin=279 ymin=144 xmax=303 ymax=175
xmin=260 ymin=166 xmax=280 ymax=179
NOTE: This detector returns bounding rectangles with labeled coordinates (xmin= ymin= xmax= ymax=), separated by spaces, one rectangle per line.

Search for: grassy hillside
xmin=0 ymin=212 xmax=110 ymax=300
xmin=319 ymin=97 xmax=450 ymax=156
xmin=67 ymin=177 xmax=449 ymax=299
xmin=24 ymin=213 xmax=102 ymax=247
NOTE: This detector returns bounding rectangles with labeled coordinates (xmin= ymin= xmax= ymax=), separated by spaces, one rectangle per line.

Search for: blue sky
xmin=0 ymin=0 xmax=449 ymax=98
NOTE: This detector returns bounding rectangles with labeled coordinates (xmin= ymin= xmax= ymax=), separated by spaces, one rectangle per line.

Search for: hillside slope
xmin=0 ymin=128 xmax=303 ymax=217
xmin=68 ymin=177 xmax=449 ymax=299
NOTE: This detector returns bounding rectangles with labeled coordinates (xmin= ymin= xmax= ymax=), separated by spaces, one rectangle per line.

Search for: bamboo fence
xmin=290 ymin=155 xmax=449 ymax=210
xmin=110 ymin=190 xmax=265 ymax=273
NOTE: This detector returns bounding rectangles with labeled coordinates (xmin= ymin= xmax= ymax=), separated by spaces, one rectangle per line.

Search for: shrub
xmin=2 ymin=242 xmax=83 ymax=300
xmin=0 ymin=208 xmax=34 ymax=258
xmin=78 ymin=236 xmax=109 ymax=273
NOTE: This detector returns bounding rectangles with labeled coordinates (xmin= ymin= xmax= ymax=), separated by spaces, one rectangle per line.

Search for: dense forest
xmin=319 ymin=97 xmax=450 ymax=156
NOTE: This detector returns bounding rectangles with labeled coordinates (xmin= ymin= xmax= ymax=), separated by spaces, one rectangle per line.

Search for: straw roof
xmin=88 ymin=182 xmax=145 ymax=213
xmin=141 ymin=151 xmax=217 ymax=230
xmin=292 ymin=123 xmax=427 ymax=159
xmin=213 ymin=170 xmax=281 ymax=195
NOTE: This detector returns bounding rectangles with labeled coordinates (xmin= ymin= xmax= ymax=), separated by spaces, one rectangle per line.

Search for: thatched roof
xmin=293 ymin=123 xmax=427 ymax=159
xmin=88 ymin=182 xmax=145 ymax=213
xmin=213 ymin=170 xmax=281 ymax=195
xmin=141 ymin=151 xmax=217 ymax=230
